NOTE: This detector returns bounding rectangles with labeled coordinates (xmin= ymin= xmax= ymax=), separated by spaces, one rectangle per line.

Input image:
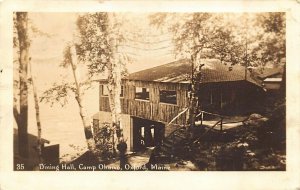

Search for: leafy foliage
xmin=40 ymin=82 xmax=76 ymax=107
xmin=93 ymin=123 xmax=116 ymax=160
xmin=60 ymin=44 xmax=73 ymax=68
xmin=150 ymin=12 xmax=285 ymax=69
xmin=40 ymin=79 xmax=93 ymax=106
xmin=75 ymin=13 xmax=130 ymax=78
xmin=254 ymin=12 xmax=286 ymax=67
xmin=76 ymin=13 xmax=111 ymax=77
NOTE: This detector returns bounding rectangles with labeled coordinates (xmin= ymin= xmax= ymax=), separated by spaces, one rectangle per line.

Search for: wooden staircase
xmin=150 ymin=127 xmax=191 ymax=163
xmin=161 ymin=127 xmax=189 ymax=154
xmin=148 ymin=109 xmax=231 ymax=165
xmin=149 ymin=116 xmax=225 ymax=164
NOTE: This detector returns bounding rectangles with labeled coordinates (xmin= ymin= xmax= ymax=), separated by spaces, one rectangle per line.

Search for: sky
xmin=29 ymin=13 xmax=78 ymax=59
xmin=29 ymin=12 xmax=176 ymax=73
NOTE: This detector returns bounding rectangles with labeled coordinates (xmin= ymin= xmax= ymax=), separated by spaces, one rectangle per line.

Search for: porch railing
xmin=195 ymin=111 xmax=224 ymax=132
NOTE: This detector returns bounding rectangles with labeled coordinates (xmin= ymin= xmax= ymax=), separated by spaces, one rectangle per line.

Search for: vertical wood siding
xmin=99 ymin=80 xmax=189 ymax=125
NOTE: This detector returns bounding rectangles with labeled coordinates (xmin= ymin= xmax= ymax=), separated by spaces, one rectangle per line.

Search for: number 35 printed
xmin=16 ymin=164 xmax=25 ymax=170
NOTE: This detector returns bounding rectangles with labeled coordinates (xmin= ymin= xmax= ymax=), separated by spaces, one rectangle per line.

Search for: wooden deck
xmin=195 ymin=120 xmax=244 ymax=131
xmin=194 ymin=111 xmax=248 ymax=131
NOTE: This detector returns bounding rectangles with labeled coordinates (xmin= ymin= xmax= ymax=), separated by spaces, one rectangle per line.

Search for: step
xmin=162 ymin=141 xmax=173 ymax=148
xmin=164 ymin=136 xmax=185 ymax=144
xmin=167 ymin=136 xmax=184 ymax=144
xmin=177 ymin=128 xmax=187 ymax=133
xmin=161 ymin=144 xmax=173 ymax=150
xmin=173 ymin=133 xmax=187 ymax=139
xmin=160 ymin=145 xmax=172 ymax=153
xmin=163 ymin=138 xmax=173 ymax=145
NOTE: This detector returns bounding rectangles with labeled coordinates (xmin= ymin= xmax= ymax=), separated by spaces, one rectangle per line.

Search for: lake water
xmin=14 ymin=61 xmax=100 ymax=162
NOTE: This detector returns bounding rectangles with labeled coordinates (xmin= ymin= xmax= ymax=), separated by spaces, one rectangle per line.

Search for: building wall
xmin=263 ymin=82 xmax=281 ymax=90
xmin=97 ymin=80 xmax=264 ymax=147
xmin=99 ymin=80 xmax=189 ymax=125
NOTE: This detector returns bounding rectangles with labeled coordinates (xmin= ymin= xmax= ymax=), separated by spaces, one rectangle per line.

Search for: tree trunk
xmin=15 ymin=12 xmax=30 ymax=158
xmin=69 ymin=45 xmax=96 ymax=153
xmin=29 ymin=61 xmax=42 ymax=162
xmin=188 ymin=51 xmax=202 ymax=138
xmin=107 ymin=57 xmax=122 ymax=141
xmin=188 ymin=55 xmax=196 ymax=133
xmin=107 ymin=13 xmax=123 ymax=143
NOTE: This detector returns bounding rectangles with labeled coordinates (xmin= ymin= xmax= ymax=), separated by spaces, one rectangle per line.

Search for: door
xmin=132 ymin=117 xmax=165 ymax=152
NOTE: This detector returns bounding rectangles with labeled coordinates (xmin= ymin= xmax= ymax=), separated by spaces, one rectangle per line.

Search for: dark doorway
xmin=132 ymin=117 xmax=165 ymax=152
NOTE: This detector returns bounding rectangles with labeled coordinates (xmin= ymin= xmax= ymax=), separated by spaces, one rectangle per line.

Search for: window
xmin=120 ymin=86 xmax=124 ymax=97
xmin=159 ymin=90 xmax=177 ymax=104
xmin=135 ymin=87 xmax=149 ymax=100
xmin=101 ymin=85 xmax=124 ymax=97
xmin=101 ymin=85 xmax=109 ymax=96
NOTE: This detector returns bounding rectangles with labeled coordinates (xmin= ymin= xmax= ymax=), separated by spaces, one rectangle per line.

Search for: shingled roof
xmin=254 ymin=67 xmax=283 ymax=79
xmin=126 ymin=59 xmax=261 ymax=86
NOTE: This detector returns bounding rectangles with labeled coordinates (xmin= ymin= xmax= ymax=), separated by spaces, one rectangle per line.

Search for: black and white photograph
xmin=12 ymin=11 xmax=287 ymax=171
xmin=1 ymin=0 xmax=300 ymax=189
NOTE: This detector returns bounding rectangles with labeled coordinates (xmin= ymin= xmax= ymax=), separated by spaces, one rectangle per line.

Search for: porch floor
xmin=195 ymin=116 xmax=248 ymax=131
